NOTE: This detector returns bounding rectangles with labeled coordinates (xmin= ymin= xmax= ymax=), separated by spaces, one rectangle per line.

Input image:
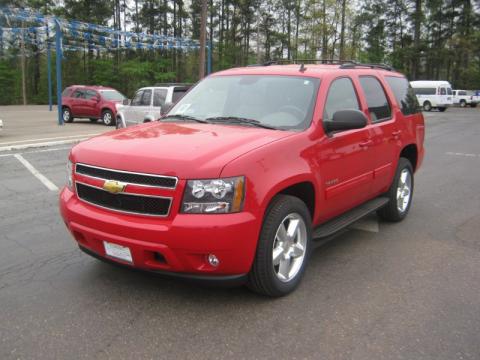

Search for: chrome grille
xmin=76 ymin=182 xmax=172 ymax=217
xmin=75 ymin=163 xmax=177 ymax=189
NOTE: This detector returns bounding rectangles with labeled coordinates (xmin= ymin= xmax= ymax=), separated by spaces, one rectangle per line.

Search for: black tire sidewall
xmin=63 ymin=108 xmax=73 ymax=123
xmin=249 ymin=195 xmax=312 ymax=296
xmin=423 ymin=101 xmax=432 ymax=111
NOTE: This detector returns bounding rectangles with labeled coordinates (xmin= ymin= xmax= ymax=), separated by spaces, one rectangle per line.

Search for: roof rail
xmin=339 ymin=62 xmax=394 ymax=71
xmin=153 ymin=82 xmax=192 ymax=87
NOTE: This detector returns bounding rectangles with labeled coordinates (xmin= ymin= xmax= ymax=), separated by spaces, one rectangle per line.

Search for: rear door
xmin=84 ymin=89 xmax=100 ymax=118
xmin=127 ymin=89 xmax=145 ymax=125
xmin=153 ymin=88 xmax=168 ymax=118
xmin=358 ymin=75 xmax=399 ymax=195
xmin=318 ymin=76 xmax=375 ymax=219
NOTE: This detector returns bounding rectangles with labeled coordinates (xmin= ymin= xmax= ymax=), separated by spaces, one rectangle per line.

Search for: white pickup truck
xmin=452 ymin=90 xmax=478 ymax=108
xmin=116 ymin=84 xmax=191 ymax=128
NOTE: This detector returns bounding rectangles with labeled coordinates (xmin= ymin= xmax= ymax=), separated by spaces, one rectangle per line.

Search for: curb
xmin=0 ymin=137 xmax=89 ymax=152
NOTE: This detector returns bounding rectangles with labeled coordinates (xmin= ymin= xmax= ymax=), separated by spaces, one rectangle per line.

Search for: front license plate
xmin=103 ymin=241 xmax=133 ymax=263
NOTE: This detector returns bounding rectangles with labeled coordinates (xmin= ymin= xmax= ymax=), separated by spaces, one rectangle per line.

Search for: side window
xmin=172 ymin=88 xmax=188 ymax=103
xmin=459 ymin=90 xmax=467 ymax=96
xmin=131 ymin=90 xmax=144 ymax=106
xmin=153 ymin=89 xmax=168 ymax=107
xmin=85 ymin=90 xmax=98 ymax=100
xmin=385 ymin=76 xmax=419 ymax=116
xmin=323 ymin=77 xmax=359 ymax=122
xmin=141 ymin=89 xmax=152 ymax=106
xmin=72 ymin=89 xmax=85 ymax=99
xmin=359 ymin=76 xmax=391 ymax=122
xmin=440 ymin=87 xmax=446 ymax=95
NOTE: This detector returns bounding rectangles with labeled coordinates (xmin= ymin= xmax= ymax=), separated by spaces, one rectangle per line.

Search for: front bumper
xmin=60 ymin=188 xmax=261 ymax=278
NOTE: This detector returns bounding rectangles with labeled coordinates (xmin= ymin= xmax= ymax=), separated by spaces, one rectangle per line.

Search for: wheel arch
xmin=400 ymin=144 xmax=418 ymax=171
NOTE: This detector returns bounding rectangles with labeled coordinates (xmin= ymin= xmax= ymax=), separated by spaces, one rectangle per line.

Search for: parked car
xmin=0 ymin=119 xmax=3 ymax=131
xmin=116 ymin=83 xmax=192 ymax=128
xmin=62 ymin=85 xmax=126 ymax=126
xmin=60 ymin=62 xmax=425 ymax=297
xmin=452 ymin=90 xmax=478 ymax=108
xmin=410 ymin=80 xmax=453 ymax=112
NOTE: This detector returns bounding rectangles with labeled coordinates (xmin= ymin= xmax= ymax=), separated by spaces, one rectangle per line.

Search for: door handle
xmin=391 ymin=130 xmax=402 ymax=140
xmin=359 ymin=140 xmax=373 ymax=148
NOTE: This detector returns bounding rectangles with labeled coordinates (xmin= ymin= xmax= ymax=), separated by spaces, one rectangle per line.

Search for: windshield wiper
xmin=162 ymin=114 xmax=209 ymax=124
xmin=205 ymin=116 xmax=278 ymax=130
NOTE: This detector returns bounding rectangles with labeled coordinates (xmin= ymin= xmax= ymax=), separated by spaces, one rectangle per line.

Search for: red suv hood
xmin=71 ymin=122 xmax=294 ymax=179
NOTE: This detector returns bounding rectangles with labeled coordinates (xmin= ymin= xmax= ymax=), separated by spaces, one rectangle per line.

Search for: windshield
xmin=167 ymin=75 xmax=320 ymax=130
xmin=100 ymin=90 xmax=125 ymax=101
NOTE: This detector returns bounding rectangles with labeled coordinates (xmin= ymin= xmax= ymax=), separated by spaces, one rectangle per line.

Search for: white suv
xmin=452 ymin=90 xmax=478 ymax=108
xmin=116 ymin=84 xmax=191 ymax=128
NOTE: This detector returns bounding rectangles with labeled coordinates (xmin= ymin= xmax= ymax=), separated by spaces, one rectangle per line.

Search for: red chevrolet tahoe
xmin=62 ymin=85 xmax=126 ymax=126
xmin=60 ymin=62 xmax=425 ymax=296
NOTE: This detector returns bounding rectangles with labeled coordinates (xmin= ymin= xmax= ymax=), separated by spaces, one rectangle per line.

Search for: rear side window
xmin=359 ymin=76 xmax=391 ymax=122
xmin=323 ymin=77 xmax=359 ymax=122
xmin=440 ymin=88 xmax=446 ymax=95
xmin=153 ymin=89 xmax=168 ymax=107
xmin=72 ymin=89 xmax=85 ymax=99
xmin=459 ymin=90 xmax=467 ymax=96
xmin=131 ymin=90 xmax=144 ymax=106
xmin=172 ymin=88 xmax=189 ymax=103
xmin=85 ymin=90 xmax=97 ymax=100
xmin=141 ymin=89 xmax=152 ymax=106
xmin=413 ymin=87 xmax=436 ymax=95
xmin=386 ymin=77 xmax=419 ymax=116
xmin=62 ymin=88 xmax=72 ymax=97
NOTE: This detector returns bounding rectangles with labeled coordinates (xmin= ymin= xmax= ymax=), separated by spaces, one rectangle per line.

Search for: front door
xmin=317 ymin=76 xmax=375 ymax=221
xmin=84 ymin=89 xmax=99 ymax=118
xmin=70 ymin=88 xmax=86 ymax=116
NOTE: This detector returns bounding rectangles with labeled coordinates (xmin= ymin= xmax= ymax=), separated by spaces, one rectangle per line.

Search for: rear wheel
xmin=62 ymin=108 xmax=73 ymax=123
xmin=247 ymin=195 xmax=312 ymax=297
xmin=102 ymin=110 xmax=114 ymax=126
xmin=377 ymin=158 xmax=414 ymax=222
xmin=438 ymin=107 xmax=447 ymax=112
xmin=423 ymin=101 xmax=432 ymax=112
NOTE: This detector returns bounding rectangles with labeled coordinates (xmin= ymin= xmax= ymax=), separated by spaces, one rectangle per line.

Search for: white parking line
xmin=0 ymin=146 xmax=71 ymax=158
xmin=0 ymin=137 xmax=88 ymax=152
xmin=0 ymin=133 xmax=100 ymax=146
xmin=446 ymin=152 xmax=480 ymax=158
xmin=13 ymin=154 xmax=59 ymax=191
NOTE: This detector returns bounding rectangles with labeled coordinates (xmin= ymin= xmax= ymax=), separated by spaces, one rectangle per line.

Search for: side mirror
xmin=123 ymin=98 xmax=131 ymax=106
xmin=324 ymin=110 xmax=368 ymax=133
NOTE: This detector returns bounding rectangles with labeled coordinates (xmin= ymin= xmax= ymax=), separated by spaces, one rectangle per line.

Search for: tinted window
xmin=359 ymin=77 xmax=391 ymax=122
xmin=100 ymin=90 xmax=125 ymax=101
xmin=141 ymin=89 xmax=152 ymax=106
xmin=440 ymin=87 xmax=446 ymax=95
xmin=459 ymin=90 xmax=467 ymax=96
xmin=323 ymin=77 xmax=359 ymax=122
xmin=72 ymin=89 xmax=85 ymax=99
xmin=168 ymin=76 xmax=320 ymax=130
xmin=413 ymin=87 xmax=436 ymax=95
xmin=131 ymin=90 xmax=144 ymax=106
xmin=447 ymin=88 xmax=452 ymax=95
xmin=153 ymin=89 xmax=168 ymax=107
xmin=62 ymin=88 xmax=72 ymax=97
xmin=385 ymin=76 xmax=419 ymax=116
xmin=85 ymin=90 xmax=98 ymax=100
xmin=172 ymin=88 xmax=189 ymax=103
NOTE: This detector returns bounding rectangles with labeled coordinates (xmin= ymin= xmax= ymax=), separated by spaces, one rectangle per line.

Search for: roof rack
xmin=246 ymin=59 xmax=394 ymax=71
xmin=153 ymin=83 xmax=192 ymax=87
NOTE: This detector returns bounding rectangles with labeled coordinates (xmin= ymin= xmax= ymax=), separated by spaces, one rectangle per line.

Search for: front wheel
xmin=377 ymin=158 xmax=414 ymax=222
xmin=459 ymin=100 xmax=466 ymax=108
xmin=423 ymin=101 xmax=432 ymax=112
xmin=102 ymin=110 xmax=114 ymax=126
xmin=247 ymin=195 xmax=312 ymax=297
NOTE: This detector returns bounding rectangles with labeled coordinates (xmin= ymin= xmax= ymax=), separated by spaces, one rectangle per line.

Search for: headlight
xmin=181 ymin=177 xmax=245 ymax=214
xmin=66 ymin=160 xmax=73 ymax=189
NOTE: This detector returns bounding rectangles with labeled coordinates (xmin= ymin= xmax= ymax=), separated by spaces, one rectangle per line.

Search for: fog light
xmin=207 ymin=254 xmax=220 ymax=267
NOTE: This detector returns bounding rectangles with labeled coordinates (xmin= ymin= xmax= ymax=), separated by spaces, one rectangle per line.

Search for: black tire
xmin=102 ymin=110 xmax=115 ymax=126
xmin=470 ymin=103 xmax=477 ymax=108
xmin=247 ymin=195 xmax=312 ymax=297
xmin=62 ymin=107 xmax=73 ymax=123
xmin=459 ymin=100 xmax=466 ymax=108
xmin=377 ymin=158 xmax=414 ymax=222
xmin=89 ymin=118 xmax=98 ymax=122
xmin=438 ymin=107 xmax=447 ymax=112
xmin=423 ymin=101 xmax=432 ymax=112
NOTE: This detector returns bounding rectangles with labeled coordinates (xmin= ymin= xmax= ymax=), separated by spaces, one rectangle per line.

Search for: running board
xmin=313 ymin=197 xmax=389 ymax=240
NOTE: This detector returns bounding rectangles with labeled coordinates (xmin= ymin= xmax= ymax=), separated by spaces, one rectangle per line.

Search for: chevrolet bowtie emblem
xmin=103 ymin=180 xmax=127 ymax=194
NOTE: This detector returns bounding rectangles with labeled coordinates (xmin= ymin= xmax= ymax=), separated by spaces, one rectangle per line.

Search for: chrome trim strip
xmin=75 ymin=162 xmax=178 ymax=189
xmin=75 ymin=181 xmax=173 ymax=217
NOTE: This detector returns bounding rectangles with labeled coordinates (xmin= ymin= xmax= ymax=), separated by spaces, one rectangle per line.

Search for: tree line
xmin=0 ymin=0 xmax=479 ymax=105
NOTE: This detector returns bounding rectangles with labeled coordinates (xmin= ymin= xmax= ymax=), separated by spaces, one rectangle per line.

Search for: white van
xmin=410 ymin=80 xmax=453 ymax=112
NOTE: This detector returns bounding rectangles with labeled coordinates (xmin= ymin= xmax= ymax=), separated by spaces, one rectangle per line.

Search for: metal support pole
xmin=47 ymin=25 xmax=52 ymax=111
xmin=54 ymin=19 xmax=63 ymax=125
xmin=207 ymin=41 xmax=212 ymax=75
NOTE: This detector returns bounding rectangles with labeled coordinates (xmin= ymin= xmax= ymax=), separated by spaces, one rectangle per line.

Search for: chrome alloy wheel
xmin=63 ymin=109 xmax=70 ymax=122
xmin=103 ymin=112 xmax=112 ymax=125
xmin=272 ymin=213 xmax=307 ymax=282
xmin=397 ymin=169 xmax=412 ymax=213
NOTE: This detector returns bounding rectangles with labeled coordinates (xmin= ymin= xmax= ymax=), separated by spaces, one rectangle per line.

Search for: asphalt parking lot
xmin=1 ymin=108 xmax=480 ymax=359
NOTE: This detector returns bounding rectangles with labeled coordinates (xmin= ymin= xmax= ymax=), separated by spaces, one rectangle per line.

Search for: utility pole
xmin=198 ymin=0 xmax=208 ymax=79
xmin=20 ymin=22 xmax=27 ymax=105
